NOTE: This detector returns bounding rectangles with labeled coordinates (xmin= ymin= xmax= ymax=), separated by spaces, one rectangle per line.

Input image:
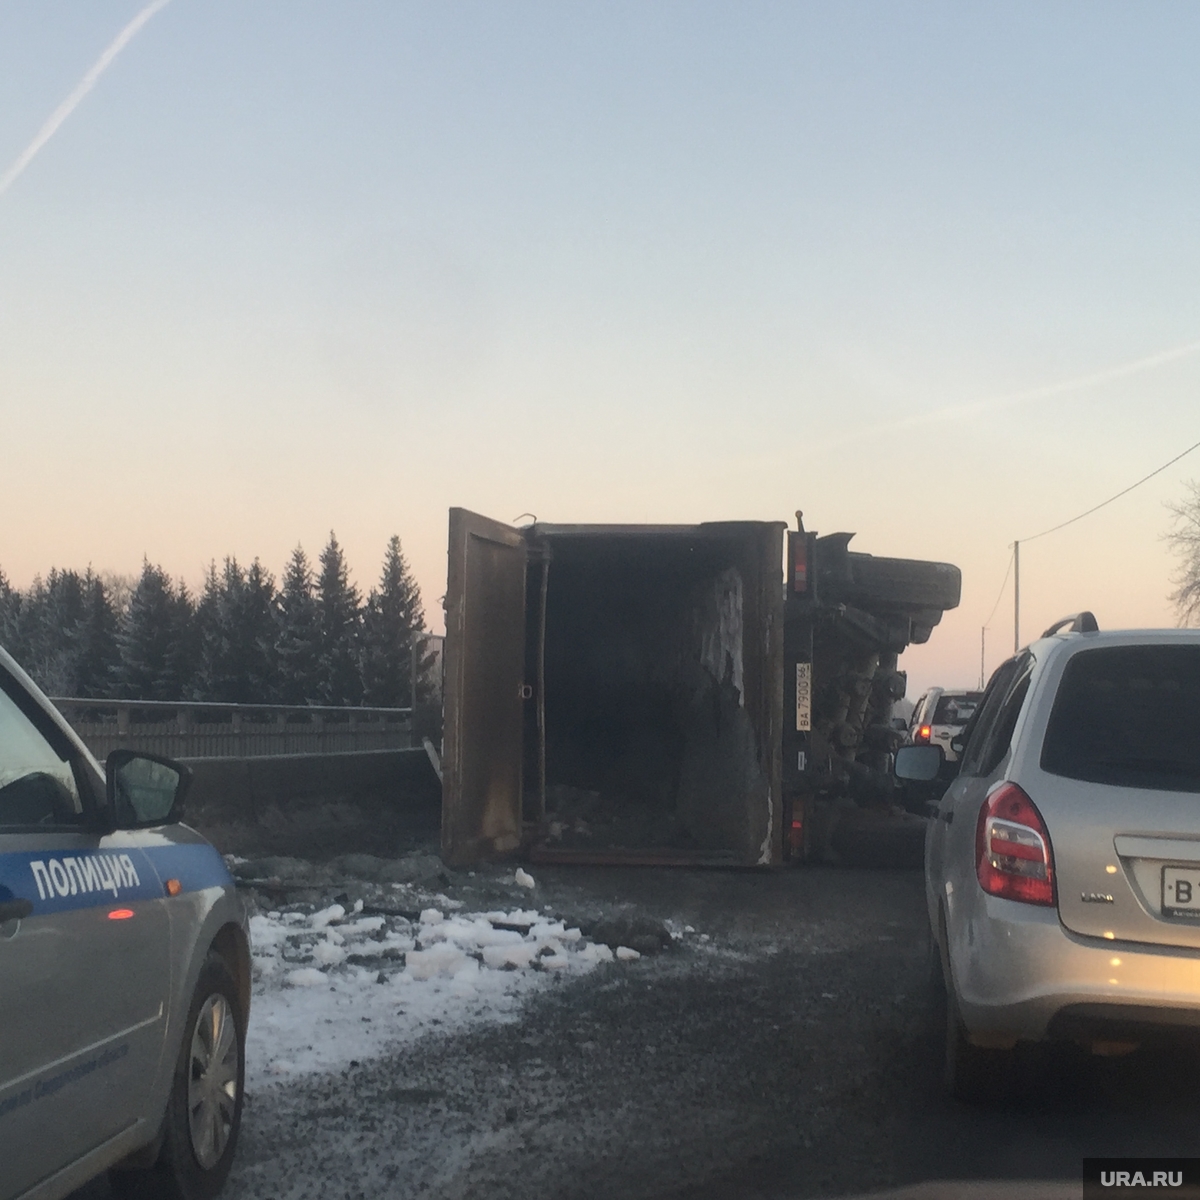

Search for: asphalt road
xmin=83 ymin=864 xmax=1200 ymax=1200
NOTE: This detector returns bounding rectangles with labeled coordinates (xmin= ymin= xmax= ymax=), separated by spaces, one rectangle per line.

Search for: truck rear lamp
xmin=792 ymin=534 xmax=808 ymax=593
xmin=915 ymin=724 xmax=932 ymax=743
xmin=975 ymin=782 xmax=1055 ymax=906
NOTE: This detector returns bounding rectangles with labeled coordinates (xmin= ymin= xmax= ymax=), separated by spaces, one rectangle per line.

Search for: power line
xmin=983 ymin=548 xmax=1015 ymax=629
xmin=1019 ymin=436 xmax=1200 ymax=545
xmin=998 ymin=434 xmax=1200 ymax=655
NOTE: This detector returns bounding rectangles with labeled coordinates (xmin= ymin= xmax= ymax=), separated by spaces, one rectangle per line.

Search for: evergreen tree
xmin=15 ymin=567 xmax=119 ymax=697
xmin=191 ymin=562 xmax=223 ymax=698
xmin=11 ymin=570 xmax=89 ymax=695
xmin=275 ymin=546 xmax=320 ymax=704
xmin=74 ymin=570 xmax=120 ymax=697
xmin=315 ymin=532 xmax=362 ymax=705
xmin=361 ymin=535 xmax=434 ymax=707
xmin=193 ymin=558 xmax=278 ymax=702
xmin=171 ymin=579 xmax=200 ymax=697
xmin=6 ymin=573 xmax=42 ymax=682
xmin=6 ymin=573 xmax=47 ymax=684
xmin=0 ymin=568 xmax=19 ymax=655
xmin=239 ymin=560 xmax=278 ymax=701
xmin=114 ymin=561 xmax=196 ymax=700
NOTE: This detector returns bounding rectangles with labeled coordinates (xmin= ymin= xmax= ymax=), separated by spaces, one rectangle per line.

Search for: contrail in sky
xmin=813 ymin=335 xmax=1200 ymax=451
xmin=0 ymin=0 xmax=171 ymax=199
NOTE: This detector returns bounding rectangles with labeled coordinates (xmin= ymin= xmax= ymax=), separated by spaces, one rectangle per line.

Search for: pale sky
xmin=3 ymin=1 xmax=1199 ymax=698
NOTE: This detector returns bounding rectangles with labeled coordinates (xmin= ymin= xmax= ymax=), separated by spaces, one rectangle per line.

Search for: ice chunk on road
xmin=406 ymin=943 xmax=469 ymax=980
xmin=248 ymin=885 xmax=659 ymax=1087
xmin=428 ymin=917 xmax=523 ymax=949
xmin=311 ymin=940 xmax=347 ymax=967
xmin=615 ymin=946 xmax=641 ymax=961
xmin=343 ymin=916 xmax=386 ymax=935
xmin=514 ymin=868 xmax=536 ymax=889
xmin=248 ymin=914 xmax=289 ymax=949
xmin=284 ymin=967 xmax=328 ymax=987
xmin=528 ymin=920 xmax=569 ymax=942
xmin=500 ymin=909 xmax=540 ymax=925
xmin=472 ymin=925 xmax=526 ymax=948
xmin=310 ymin=904 xmax=345 ymax=930
xmin=481 ymin=944 xmax=537 ymax=970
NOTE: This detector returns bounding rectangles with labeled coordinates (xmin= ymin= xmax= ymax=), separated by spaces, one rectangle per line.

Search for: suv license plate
xmin=1162 ymin=866 xmax=1200 ymax=916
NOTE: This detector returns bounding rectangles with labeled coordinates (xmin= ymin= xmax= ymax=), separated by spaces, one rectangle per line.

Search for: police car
xmin=0 ymin=647 xmax=250 ymax=1200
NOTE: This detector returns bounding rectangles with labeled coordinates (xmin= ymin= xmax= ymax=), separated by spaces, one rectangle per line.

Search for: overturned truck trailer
xmin=441 ymin=509 xmax=960 ymax=868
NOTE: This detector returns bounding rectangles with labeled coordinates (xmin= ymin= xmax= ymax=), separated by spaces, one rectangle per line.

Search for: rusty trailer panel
xmin=441 ymin=512 xmax=786 ymax=868
xmin=441 ymin=509 xmax=528 ymax=866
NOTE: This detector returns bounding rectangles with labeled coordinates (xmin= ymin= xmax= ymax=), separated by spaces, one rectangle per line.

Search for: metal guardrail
xmin=51 ymin=698 xmax=414 ymax=760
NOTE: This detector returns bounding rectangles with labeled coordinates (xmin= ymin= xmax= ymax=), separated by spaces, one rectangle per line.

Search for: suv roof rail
xmin=1041 ymin=611 xmax=1099 ymax=637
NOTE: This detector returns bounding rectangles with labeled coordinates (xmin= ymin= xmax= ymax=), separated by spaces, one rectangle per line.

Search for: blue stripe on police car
xmin=1 ymin=849 xmax=161 ymax=913
xmin=0 ymin=842 xmax=234 ymax=915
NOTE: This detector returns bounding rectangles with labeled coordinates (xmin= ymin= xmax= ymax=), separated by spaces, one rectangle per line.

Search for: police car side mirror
xmin=107 ymin=750 xmax=192 ymax=828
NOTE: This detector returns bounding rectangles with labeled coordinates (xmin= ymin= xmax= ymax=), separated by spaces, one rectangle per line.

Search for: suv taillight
xmin=975 ymin=782 xmax=1055 ymax=906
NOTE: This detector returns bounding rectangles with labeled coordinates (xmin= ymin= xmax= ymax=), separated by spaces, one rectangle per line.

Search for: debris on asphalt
xmin=233 ymin=851 xmax=693 ymax=1087
xmin=587 ymin=912 xmax=674 ymax=955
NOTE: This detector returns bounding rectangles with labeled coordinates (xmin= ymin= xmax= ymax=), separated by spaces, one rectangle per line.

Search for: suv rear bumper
xmin=953 ymin=898 xmax=1200 ymax=1041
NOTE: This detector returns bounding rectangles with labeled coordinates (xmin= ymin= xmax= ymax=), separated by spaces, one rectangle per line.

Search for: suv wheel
xmin=943 ymin=985 xmax=1013 ymax=1105
xmin=110 ymin=953 xmax=245 ymax=1200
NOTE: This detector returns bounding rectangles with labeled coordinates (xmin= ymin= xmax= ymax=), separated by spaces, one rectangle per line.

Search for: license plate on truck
xmin=1162 ymin=867 xmax=1200 ymax=916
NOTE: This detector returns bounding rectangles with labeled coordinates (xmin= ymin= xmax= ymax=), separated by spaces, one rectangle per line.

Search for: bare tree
xmin=99 ymin=570 xmax=137 ymax=619
xmin=1167 ymin=480 xmax=1200 ymax=625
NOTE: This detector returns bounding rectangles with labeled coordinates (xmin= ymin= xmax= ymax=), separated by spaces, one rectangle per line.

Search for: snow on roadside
xmin=246 ymin=899 xmax=629 ymax=1087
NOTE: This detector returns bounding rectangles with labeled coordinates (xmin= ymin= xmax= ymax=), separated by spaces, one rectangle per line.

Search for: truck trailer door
xmin=442 ymin=508 xmax=528 ymax=866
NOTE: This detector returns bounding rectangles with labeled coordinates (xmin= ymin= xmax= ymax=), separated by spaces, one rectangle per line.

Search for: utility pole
xmin=980 ymin=627 xmax=985 ymax=689
xmin=410 ymin=638 xmax=418 ymax=718
xmin=1013 ymin=540 xmax=1020 ymax=652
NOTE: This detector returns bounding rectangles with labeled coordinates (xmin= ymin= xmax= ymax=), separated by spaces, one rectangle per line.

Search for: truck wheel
xmin=110 ymin=953 xmax=245 ymax=1200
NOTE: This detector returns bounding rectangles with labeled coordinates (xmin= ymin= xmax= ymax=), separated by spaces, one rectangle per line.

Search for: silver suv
xmin=897 ymin=616 xmax=1200 ymax=1102
xmin=0 ymin=647 xmax=250 ymax=1200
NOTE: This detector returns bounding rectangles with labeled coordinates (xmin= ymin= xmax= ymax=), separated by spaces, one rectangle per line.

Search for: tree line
xmin=0 ymin=533 xmax=436 ymax=709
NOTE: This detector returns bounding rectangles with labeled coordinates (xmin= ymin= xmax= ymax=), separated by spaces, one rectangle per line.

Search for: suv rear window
xmin=1041 ymin=645 xmax=1200 ymax=792
xmin=932 ymin=694 xmax=981 ymax=726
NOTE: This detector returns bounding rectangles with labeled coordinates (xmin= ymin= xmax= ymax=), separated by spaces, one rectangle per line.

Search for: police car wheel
xmin=111 ymin=953 xmax=245 ymax=1200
